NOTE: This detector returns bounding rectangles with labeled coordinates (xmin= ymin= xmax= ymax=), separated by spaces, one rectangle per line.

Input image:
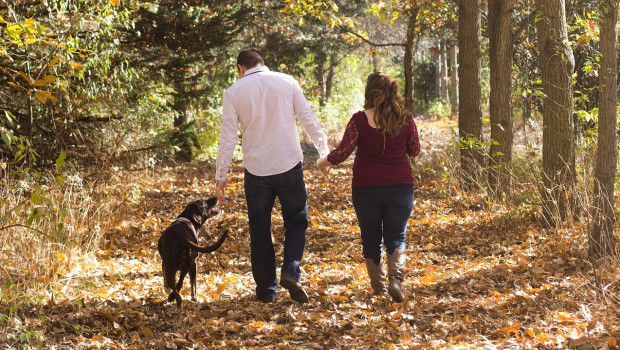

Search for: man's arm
xmin=214 ymin=90 xmax=239 ymax=200
xmin=291 ymin=80 xmax=329 ymax=158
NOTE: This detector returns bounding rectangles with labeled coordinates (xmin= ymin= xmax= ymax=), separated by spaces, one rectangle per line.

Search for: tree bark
xmin=173 ymin=78 xmax=192 ymax=161
xmin=457 ymin=0 xmax=483 ymax=188
xmin=315 ymin=51 xmax=327 ymax=106
xmin=535 ymin=0 xmax=576 ymax=224
xmin=325 ymin=55 xmax=336 ymax=102
xmin=590 ymin=0 xmax=618 ymax=258
xmin=404 ymin=11 xmax=417 ymax=111
xmin=435 ymin=42 xmax=442 ymax=99
xmin=488 ymin=0 xmax=514 ymax=197
xmin=450 ymin=44 xmax=458 ymax=116
xmin=441 ymin=39 xmax=448 ymax=101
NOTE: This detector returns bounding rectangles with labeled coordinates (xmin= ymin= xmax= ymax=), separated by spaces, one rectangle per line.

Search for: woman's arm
xmin=406 ymin=116 xmax=420 ymax=157
xmin=326 ymin=117 xmax=360 ymax=165
xmin=316 ymin=115 xmax=359 ymax=174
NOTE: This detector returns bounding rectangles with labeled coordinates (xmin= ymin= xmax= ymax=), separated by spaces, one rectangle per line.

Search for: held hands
xmin=316 ymin=157 xmax=332 ymax=175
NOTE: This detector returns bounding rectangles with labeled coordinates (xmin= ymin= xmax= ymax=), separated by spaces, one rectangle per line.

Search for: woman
xmin=317 ymin=72 xmax=420 ymax=302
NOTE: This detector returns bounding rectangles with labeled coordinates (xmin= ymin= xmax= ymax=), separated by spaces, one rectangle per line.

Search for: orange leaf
xmin=19 ymin=71 xmax=34 ymax=85
xmin=491 ymin=323 xmax=521 ymax=338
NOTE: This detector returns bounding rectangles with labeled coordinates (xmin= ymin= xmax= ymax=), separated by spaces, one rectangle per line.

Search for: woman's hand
xmin=316 ymin=157 xmax=332 ymax=174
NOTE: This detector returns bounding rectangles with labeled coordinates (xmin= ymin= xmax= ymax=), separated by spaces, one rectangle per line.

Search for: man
xmin=215 ymin=49 xmax=329 ymax=303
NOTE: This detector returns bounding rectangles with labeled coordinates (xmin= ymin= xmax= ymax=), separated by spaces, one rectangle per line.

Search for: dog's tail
xmin=185 ymin=227 xmax=228 ymax=253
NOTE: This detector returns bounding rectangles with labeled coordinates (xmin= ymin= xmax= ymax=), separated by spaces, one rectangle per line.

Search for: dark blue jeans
xmin=352 ymin=185 xmax=414 ymax=265
xmin=244 ymin=162 xmax=308 ymax=300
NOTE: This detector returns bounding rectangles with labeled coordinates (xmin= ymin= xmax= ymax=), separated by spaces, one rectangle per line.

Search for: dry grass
xmin=0 ymin=167 xmax=130 ymax=297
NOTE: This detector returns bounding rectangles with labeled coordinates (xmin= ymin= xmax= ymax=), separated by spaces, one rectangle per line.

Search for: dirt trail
xmin=4 ymin=118 xmax=615 ymax=349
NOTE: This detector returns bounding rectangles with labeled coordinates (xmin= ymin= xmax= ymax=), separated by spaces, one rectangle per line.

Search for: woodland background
xmin=1 ymin=0 xmax=620 ymax=349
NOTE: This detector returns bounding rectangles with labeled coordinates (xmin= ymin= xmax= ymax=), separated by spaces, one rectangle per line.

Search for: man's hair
xmin=237 ymin=49 xmax=264 ymax=69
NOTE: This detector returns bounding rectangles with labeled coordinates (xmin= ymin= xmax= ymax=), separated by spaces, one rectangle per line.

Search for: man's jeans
xmin=244 ymin=162 xmax=308 ymax=300
xmin=352 ymin=185 xmax=414 ymax=265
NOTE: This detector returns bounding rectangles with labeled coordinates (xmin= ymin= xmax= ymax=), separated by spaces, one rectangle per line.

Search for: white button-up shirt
xmin=215 ymin=66 xmax=329 ymax=181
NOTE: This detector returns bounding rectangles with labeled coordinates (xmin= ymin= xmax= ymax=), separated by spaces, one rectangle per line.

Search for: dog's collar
xmin=174 ymin=217 xmax=198 ymax=239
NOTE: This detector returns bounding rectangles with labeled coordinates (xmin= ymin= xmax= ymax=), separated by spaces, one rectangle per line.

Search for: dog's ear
xmin=186 ymin=200 xmax=204 ymax=224
xmin=193 ymin=213 xmax=203 ymax=225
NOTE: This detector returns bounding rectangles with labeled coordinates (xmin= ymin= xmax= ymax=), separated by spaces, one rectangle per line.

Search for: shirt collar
xmin=243 ymin=65 xmax=270 ymax=77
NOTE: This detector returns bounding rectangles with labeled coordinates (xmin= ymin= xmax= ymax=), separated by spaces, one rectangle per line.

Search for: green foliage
xmin=314 ymin=55 xmax=366 ymax=132
xmin=424 ymin=100 xmax=452 ymax=119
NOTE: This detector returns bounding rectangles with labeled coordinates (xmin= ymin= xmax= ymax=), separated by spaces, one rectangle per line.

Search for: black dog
xmin=158 ymin=197 xmax=228 ymax=307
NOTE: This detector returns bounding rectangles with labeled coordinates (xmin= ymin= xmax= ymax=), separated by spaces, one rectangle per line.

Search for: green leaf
xmin=55 ymin=152 xmax=66 ymax=167
xmin=1 ymin=131 xmax=12 ymax=148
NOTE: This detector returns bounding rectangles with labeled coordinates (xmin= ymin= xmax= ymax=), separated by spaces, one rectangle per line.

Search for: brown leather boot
xmin=387 ymin=248 xmax=406 ymax=302
xmin=364 ymin=258 xmax=386 ymax=295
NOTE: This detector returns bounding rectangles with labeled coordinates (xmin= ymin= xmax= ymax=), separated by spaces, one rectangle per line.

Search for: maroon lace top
xmin=327 ymin=111 xmax=420 ymax=189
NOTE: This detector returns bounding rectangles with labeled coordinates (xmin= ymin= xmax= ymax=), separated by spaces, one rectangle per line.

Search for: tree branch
xmin=338 ymin=26 xmax=405 ymax=47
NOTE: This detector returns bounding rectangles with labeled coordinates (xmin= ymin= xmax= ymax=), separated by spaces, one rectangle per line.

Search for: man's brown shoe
xmin=280 ymin=274 xmax=309 ymax=303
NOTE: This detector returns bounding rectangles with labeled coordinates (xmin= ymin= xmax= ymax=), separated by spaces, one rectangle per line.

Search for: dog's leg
xmin=189 ymin=263 xmax=197 ymax=301
xmin=176 ymin=266 xmax=188 ymax=295
xmin=162 ymin=262 xmax=168 ymax=289
xmin=165 ymin=266 xmax=183 ymax=307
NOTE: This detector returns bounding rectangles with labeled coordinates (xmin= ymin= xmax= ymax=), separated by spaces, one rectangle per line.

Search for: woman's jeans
xmin=352 ymin=185 xmax=414 ymax=265
xmin=244 ymin=162 xmax=308 ymax=300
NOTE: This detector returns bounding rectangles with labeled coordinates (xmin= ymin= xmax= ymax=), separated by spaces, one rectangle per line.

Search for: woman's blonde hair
xmin=363 ymin=72 xmax=407 ymax=138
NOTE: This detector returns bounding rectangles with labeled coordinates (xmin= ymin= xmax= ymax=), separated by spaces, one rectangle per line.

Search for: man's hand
xmin=216 ymin=180 xmax=227 ymax=202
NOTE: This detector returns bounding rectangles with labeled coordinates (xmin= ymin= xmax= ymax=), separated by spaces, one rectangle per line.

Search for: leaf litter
xmin=1 ymin=118 xmax=619 ymax=349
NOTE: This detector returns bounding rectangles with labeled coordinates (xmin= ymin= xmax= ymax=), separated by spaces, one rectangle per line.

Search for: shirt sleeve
xmin=291 ymin=79 xmax=329 ymax=158
xmin=327 ymin=117 xmax=359 ymax=165
xmin=406 ymin=115 xmax=420 ymax=158
xmin=215 ymin=89 xmax=239 ymax=181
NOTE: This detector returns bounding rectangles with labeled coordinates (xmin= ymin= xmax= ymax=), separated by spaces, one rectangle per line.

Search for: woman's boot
xmin=387 ymin=247 xmax=406 ymax=302
xmin=364 ymin=258 xmax=386 ymax=295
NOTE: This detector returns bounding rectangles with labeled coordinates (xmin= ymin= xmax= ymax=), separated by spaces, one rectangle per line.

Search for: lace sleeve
xmin=406 ymin=116 xmax=420 ymax=157
xmin=327 ymin=117 xmax=359 ymax=165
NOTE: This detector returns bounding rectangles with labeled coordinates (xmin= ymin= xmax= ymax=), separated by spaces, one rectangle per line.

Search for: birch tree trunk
xmin=404 ymin=11 xmax=417 ymax=111
xmin=441 ymin=39 xmax=448 ymax=101
xmin=450 ymin=44 xmax=458 ymax=116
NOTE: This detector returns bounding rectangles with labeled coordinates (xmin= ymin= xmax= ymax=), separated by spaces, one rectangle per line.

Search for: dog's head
xmin=187 ymin=197 xmax=221 ymax=225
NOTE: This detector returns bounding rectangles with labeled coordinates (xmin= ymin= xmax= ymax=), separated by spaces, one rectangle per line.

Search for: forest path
xmin=16 ymin=118 xmax=612 ymax=349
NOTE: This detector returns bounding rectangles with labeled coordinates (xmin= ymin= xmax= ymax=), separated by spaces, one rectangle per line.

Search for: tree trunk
xmin=315 ymin=52 xmax=327 ymax=106
xmin=435 ymin=43 xmax=442 ymax=99
xmin=590 ymin=0 xmax=618 ymax=258
xmin=457 ymin=0 xmax=483 ymax=188
xmin=441 ymin=39 xmax=448 ymax=101
xmin=404 ymin=10 xmax=417 ymax=111
xmin=488 ymin=0 xmax=514 ymax=197
xmin=372 ymin=52 xmax=381 ymax=72
xmin=450 ymin=44 xmax=458 ymax=116
xmin=173 ymin=78 xmax=192 ymax=161
xmin=325 ymin=55 xmax=336 ymax=102
xmin=536 ymin=0 xmax=576 ymax=225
